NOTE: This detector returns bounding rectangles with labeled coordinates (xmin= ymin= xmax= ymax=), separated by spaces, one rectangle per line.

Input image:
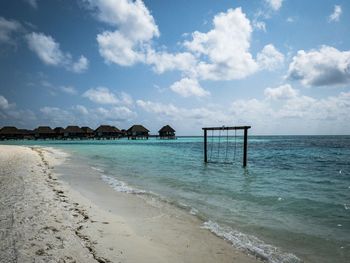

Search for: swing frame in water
xmin=202 ymin=126 xmax=251 ymax=167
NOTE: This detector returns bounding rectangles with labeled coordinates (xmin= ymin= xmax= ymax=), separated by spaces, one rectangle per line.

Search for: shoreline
xmin=0 ymin=145 xmax=260 ymax=263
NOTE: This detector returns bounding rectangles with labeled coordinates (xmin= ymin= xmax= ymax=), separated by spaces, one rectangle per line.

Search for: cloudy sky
xmin=0 ymin=0 xmax=349 ymax=135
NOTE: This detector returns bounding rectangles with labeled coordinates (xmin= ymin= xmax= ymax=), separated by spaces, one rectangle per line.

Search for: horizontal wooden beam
xmin=202 ymin=126 xmax=251 ymax=131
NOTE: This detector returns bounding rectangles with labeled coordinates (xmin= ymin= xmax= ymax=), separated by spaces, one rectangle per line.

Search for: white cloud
xmin=253 ymin=21 xmax=266 ymax=32
xmin=169 ymin=78 xmax=210 ymax=98
xmin=60 ymin=85 xmax=78 ymax=95
xmin=136 ymin=99 xmax=229 ymax=125
xmin=85 ymin=0 xmax=159 ymax=66
xmin=0 ymin=17 xmax=22 ymax=45
xmin=26 ymin=32 xmax=89 ymax=73
xmin=74 ymin=105 xmax=89 ymax=115
xmin=264 ymin=84 xmax=299 ymax=100
xmin=24 ymin=0 xmax=38 ymax=9
xmin=83 ymin=87 xmax=119 ymax=104
xmin=95 ymin=106 xmax=136 ymax=121
xmin=329 ymin=5 xmax=342 ymax=22
xmin=146 ymin=49 xmax=197 ymax=74
xmin=184 ymin=8 xmax=258 ymax=80
xmin=287 ymin=46 xmax=350 ymax=86
xmin=82 ymin=87 xmax=133 ymax=106
xmin=71 ymin=55 xmax=89 ymax=73
xmin=265 ymin=0 xmax=283 ymax=11
xmin=0 ymin=95 xmax=10 ymax=110
xmin=257 ymin=44 xmax=284 ymax=70
xmin=97 ymin=30 xmax=145 ymax=66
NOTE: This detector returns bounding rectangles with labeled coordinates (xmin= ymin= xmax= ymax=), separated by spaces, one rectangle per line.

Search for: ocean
xmin=3 ymin=136 xmax=350 ymax=262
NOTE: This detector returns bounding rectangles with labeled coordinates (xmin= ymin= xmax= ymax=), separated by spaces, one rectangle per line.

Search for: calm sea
xmin=4 ymin=136 xmax=350 ymax=262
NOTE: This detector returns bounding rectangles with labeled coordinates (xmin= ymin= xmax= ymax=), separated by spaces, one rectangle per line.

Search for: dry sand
xmin=0 ymin=145 xmax=260 ymax=263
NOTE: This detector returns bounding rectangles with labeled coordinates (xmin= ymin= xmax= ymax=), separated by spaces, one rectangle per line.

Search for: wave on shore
xmin=202 ymin=221 xmax=301 ymax=263
xmin=97 ymin=168 xmax=301 ymax=263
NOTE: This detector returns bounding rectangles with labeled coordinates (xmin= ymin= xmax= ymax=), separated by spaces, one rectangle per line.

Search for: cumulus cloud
xmin=169 ymin=78 xmax=210 ymax=98
xmin=329 ymin=5 xmax=342 ymax=22
xmin=0 ymin=95 xmax=10 ymax=110
xmin=264 ymin=84 xmax=299 ymax=100
xmin=74 ymin=105 xmax=89 ymax=115
xmin=253 ymin=21 xmax=266 ymax=32
xmin=71 ymin=55 xmax=89 ymax=73
xmin=146 ymin=49 xmax=197 ymax=74
xmin=184 ymin=8 xmax=258 ymax=80
xmin=257 ymin=44 xmax=284 ymax=70
xmin=265 ymin=0 xmax=283 ymax=11
xmin=0 ymin=17 xmax=22 ymax=45
xmin=26 ymin=32 xmax=89 ymax=73
xmin=59 ymin=85 xmax=78 ymax=95
xmin=84 ymin=0 xmax=159 ymax=66
xmin=287 ymin=46 xmax=350 ymax=87
xmin=83 ymin=87 xmax=119 ymax=104
xmin=136 ymin=99 xmax=229 ymax=125
xmin=83 ymin=87 xmax=133 ymax=106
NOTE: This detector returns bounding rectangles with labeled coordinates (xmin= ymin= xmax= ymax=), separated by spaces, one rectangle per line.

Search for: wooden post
xmin=243 ymin=127 xmax=248 ymax=167
xmin=204 ymin=129 xmax=208 ymax=163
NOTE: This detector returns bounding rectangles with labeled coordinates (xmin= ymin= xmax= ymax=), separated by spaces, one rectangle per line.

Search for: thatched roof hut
xmin=0 ymin=126 xmax=21 ymax=139
xmin=127 ymin=124 xmax=149 ymax=139
xmin=34 ymin=126 xmax=54 ymax=139
xmin=54 ymin=127 xmax=64 ymax=134
xmin=81 ymin=126 xmax=94 ymax=134
xmin=159 ymin=125 xmax=176 ymax=139
xmin=95 ymin=125 xmax=121 ymax=138
xmin=63 ymin=126 xmax=84 ymax=138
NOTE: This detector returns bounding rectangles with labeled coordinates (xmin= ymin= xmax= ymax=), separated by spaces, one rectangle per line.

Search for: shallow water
xmin=4 ymin=136 xmax=350 ymax=262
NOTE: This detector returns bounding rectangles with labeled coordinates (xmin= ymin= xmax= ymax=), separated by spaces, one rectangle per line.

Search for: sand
xmin=0 ymin=145 xmax=260 ymax=263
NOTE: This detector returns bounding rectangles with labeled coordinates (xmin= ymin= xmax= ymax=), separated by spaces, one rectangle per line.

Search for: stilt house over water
xmin=34 ymin=126 xmax=55 ymax=139
xmin=63 ymin=126 xmax=84 ymax=139
xmin=95 ymin=125 xmax=121 ymax=139
xmin=81 ymin=126 xmax=94 ymax=138
xmin=159 ymin=125 xmax=176 ymax=139
xmin=54 ymin=127 xmax=64 ymax=139
xmin=127 ymin=125 xmax=149 ymax=140
xmin=0 ymin=126 xmax=21 ymax=140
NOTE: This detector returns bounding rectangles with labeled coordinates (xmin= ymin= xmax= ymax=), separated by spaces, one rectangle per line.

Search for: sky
xmin=0 ymin=0 xmax=350 ymax=135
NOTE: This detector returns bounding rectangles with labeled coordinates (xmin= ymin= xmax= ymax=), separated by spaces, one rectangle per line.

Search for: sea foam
xmin=202 ymin=221 xmax=301 ymax=263
xmin=101 ymin=174 xmax=146 ymax=194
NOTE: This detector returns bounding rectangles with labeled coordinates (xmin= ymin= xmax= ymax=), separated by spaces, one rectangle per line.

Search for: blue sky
xmin=0 ymin=0 xmax=349 ymax=135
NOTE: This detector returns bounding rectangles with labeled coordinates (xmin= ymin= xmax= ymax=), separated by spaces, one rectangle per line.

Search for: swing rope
xmin=225 ymin=128 xmax=229 ymax=162
xmin=233 ymin=129 xmax=237 ymax=162
xmin=217 ymin=128 xmax=221 ymax=160
xmin=209 ymin=129 xmax=214 ymax=161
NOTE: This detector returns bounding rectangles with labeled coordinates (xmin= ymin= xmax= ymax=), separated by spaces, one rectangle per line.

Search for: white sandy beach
xmin=0 ymin=145 xmax=260 ymax=263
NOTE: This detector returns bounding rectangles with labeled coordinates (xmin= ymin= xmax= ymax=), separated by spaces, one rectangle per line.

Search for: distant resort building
xmin=0 ymin=124 xmax=177 ymax=140
xmin=0 ymin=126 xmax=21 ymax=140
xmin=19 ymin=129 xmax=35 ymax=140
xmin=158 ymin=125 xmax=176 ymax=139
xmin=95 ymin=125 xmax=121 ymax=139
xmin=63 ymin=126 xmax=84 ymax=139
xmin=127 ymin=125 xmax=149 ymax=140
xmin=81 ymin=126 xmax=94 ymax=138
xmin=34 ymin=126 xmax=55 ymax=139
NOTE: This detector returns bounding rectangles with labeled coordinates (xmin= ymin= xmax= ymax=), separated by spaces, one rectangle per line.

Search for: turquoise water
xmin=3 ymin=136 xmax=350 ymax=262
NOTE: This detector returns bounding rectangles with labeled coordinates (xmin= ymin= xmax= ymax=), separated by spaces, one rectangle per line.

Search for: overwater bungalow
xmin=54 ymin=127 xmax=64 ymax=139
xmin=95 ymin=125 xmax=121 ymax=139
xmin=34 ymin=126 xmax=55 ymax=139
xmin=63 ymin=126 xmax=84 ymax=139
xmin=127 ymin=125 xmax=149 ymax=140
xmin=158 ymin=125 xmax=176 ymax=139
xmin=19 ymin=129 xmax=35 ymax=140
xmin=81 ymin=126 xmax=94 ymax=139
xmin=0 ymin=126 xmax=21 ymax=140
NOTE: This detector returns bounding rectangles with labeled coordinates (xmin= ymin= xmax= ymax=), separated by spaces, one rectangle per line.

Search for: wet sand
xmin=0 ymin=145 xmax=260 ymax=263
